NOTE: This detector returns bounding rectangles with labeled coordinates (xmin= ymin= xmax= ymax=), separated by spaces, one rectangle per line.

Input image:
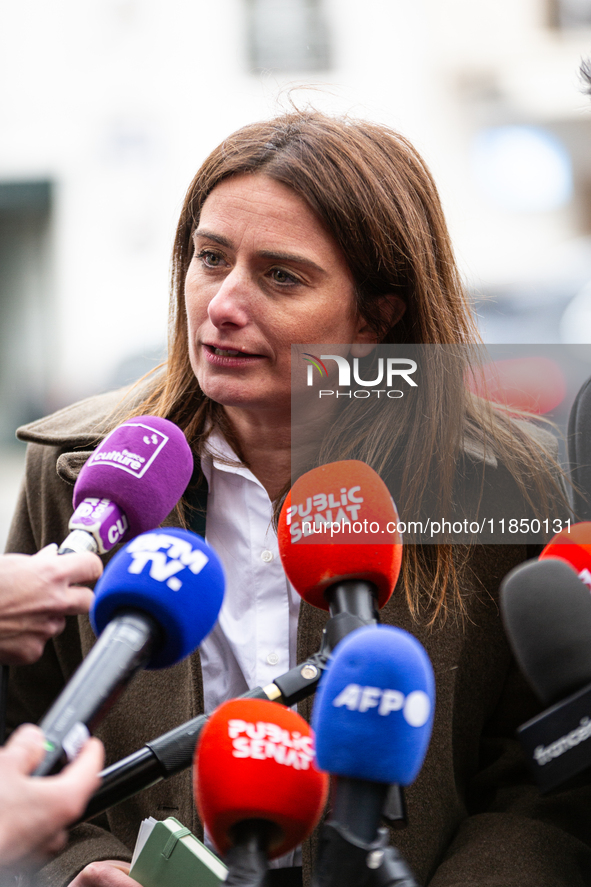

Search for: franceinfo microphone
xmin=194 ymin=698 xmax=328 ymax=887
xmin=278 ymin=460 xmax=403 ymax=652
xmin=59 ymin=416 xmax=194 ymax=555
xmin=311 ymin=625 xmax=432 ymax=887
xmin=501 ymin=557 xmax=591 ymax=792
xmin=34 ymin=527 xmax=225 ymax=776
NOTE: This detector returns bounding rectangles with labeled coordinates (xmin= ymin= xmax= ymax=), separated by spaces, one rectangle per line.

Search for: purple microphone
xmin=59 ymin=416 xmax=194 ymax=556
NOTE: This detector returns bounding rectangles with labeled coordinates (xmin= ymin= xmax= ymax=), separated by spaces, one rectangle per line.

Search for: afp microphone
xmin=312 ymin=625 xmax=433 ymax=887
xmin=34 ymin=527 xmax=225 ymax=776
xmin=59 ymin=416 xmax=194 ymax=555
xmin=501 ymin=557 xmax=591 ymax=791
xmin=194 ymin=698 xmax=328 ymax=887
xmin=278 ymin=460 xmax=403 ymax=650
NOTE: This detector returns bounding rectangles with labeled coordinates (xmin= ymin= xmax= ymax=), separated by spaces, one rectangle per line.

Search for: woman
xmin=6 ymin=111 xmax=590 ymax=887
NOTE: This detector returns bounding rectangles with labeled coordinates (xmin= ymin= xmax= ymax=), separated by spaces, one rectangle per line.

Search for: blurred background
xmin=1 ymin=0 xmax=591 ymax=548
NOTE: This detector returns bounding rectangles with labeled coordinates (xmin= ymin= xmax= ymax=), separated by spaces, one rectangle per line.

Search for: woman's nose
xmin=207 ymin=268 xmax=251 ymax=329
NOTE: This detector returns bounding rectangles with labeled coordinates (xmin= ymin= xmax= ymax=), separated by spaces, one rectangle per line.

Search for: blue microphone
xmin=34 ymin=528 xmax=225 ymax=776
xmin=312 ymin=625 xmax=434 ymax=887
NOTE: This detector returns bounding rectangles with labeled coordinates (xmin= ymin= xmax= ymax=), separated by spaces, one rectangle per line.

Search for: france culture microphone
xmin=59 ymin=416 xmax=194 ymax=555
xmin=311 ymin=625 xmax=433 ymax=887
xmin=278 ymin=460 xmax=403 ymax=651
xmin=539 ymin=522 xmax=591 ymax=591
xmin=34 ymin=527 xmax=225 ymax=776
xmin=194 ymin=698 xmax=328 ymax=887
xmin=500 ymin=557 xmax=591 ymax=792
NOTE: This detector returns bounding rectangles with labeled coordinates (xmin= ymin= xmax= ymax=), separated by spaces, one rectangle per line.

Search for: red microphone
xmin=539 ymin=522 xmax=591 ymax=591
xmin=194 ymin=699 xmax=328 ymax=884
xmin=278 ymin=460 xmax=402 ymax=611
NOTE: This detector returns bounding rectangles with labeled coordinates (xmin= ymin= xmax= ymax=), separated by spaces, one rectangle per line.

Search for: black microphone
xmin=501 ymin=557 xmax=591 ymax=792
xmin=79 ymin=651 xmax=329 ymax=822
xmin=34 ymin=528 xmax=224 ymax=776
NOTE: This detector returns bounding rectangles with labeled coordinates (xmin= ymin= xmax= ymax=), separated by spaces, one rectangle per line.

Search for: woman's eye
xmin=197 ymin=250 xmax=223 ymax=268
xmin=270 ymin=268 xmax=298 ymax=285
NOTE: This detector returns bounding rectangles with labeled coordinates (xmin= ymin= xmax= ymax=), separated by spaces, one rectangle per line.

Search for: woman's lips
xmin=203 ymin=344 xmax=266 ymax=367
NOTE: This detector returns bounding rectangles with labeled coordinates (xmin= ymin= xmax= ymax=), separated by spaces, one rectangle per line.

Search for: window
xmin=247 ymin=0 xmax=331 ymax=73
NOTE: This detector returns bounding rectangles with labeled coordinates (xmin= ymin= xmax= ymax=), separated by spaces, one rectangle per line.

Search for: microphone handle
xmin=58 ymin=529 xmax=100 ymax=555
xmin=368 ymin=845 xmax=419 ymax=887
xmin=34 ymin=611 xmax=158 ymax=776
xmin=320 ymin=580 xmax=380 ymax=654
xmin=80 ymin=653 xmax=329 ymax=822
xmin=224 ymin=820 xmax=274 ymax=887
xmin=313 ymin=824 xmax=418 ymax=887
xmin=332 ymin=777 xmax=389 ymax=844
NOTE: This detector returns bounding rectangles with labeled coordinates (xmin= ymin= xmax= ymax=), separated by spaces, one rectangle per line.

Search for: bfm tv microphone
xmin=59 ymin=416 xmax=194 ymax=555
xmin=539 ymin=521 xmax=591 ymax=591
xmin=500 ymin=557 xmax=591 ymax=792
xmin=311 ymin=625 xmax=432 ymax=887
xmin=34 ymin=527 xmax=225 ymax=776
xmin=194 ymin=698 xmax=328 ymax=887
xmin=278 ymin=460 xmax=403 ymax=652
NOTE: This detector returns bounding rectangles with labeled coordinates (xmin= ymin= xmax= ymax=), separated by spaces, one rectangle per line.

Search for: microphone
xmin=278 ymin=460 xmax=403 ymax=651
xmin=500 ymin=557 xmax=591 ymax=791
xmin=34 ymin=527 xmax=225 ymax=776
xmin=311 ymin=625 xmax=433 ymax=887
xmin=59 ymin=416 xmax=194 ymax=555
xmin=194 ymin=698 xmax=328 ymax=887
xmin=80 ymin=461 xmax=401 ymax=821
xmin=539 ymin=522 xmax=591 ymax=591
xmin=79 ymin=651 xmax=330 ymax=823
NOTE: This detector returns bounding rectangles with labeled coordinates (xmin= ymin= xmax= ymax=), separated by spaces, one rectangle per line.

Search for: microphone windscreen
xmin=500 ymin=557 xmax=591 ymax=705
xmin=539 ymin=522 xmax=591 ymax=588
xmin=194 ymin=698 xmax=328 ymax=859
xmin=90 ymin=528 xmax=225 ymax=669
xmin=278 ymin=461 xmax=402 ymax=609
xmin=73 ymin=417 xmax=194 ymax=541
xmin=312 ymin=625 xmax=434 ymax=785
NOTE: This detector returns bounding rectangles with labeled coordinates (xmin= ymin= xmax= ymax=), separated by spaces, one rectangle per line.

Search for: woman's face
xmin=184 ymin=173 xmax=377 ymax=418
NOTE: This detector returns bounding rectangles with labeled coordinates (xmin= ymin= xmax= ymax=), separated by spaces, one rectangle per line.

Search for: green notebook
xmin=129 ymin=817 xmax=227 ymax=887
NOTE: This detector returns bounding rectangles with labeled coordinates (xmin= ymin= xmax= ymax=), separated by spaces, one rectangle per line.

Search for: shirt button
xmin=267 ymin=652 xmax=279 ymax=666
xmin=261 ymin=550 xmax=274 ymax=563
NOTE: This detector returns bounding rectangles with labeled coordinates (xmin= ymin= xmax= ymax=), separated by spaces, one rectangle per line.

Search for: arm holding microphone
xmin=0 ymin=724 xmax=104 ymax=872
xmin=0 ymin=546 xmax=101 ymax=665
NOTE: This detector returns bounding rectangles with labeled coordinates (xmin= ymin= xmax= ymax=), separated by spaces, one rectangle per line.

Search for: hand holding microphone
xmin=0 ymin=547 xmax=101 ymax=666
xmin=194 ymin=698 xmax=328 ymax=887
xmin=34 ymin=527 xmax=225 ymax=776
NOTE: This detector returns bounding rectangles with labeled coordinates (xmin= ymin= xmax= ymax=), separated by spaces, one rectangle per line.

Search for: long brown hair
xmin=119 ymin=111 xmax=566 ymax=624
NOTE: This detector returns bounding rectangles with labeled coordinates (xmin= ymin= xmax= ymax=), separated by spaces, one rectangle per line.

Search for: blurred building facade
xmin=1 ymin=0 xmax=591 ymax=546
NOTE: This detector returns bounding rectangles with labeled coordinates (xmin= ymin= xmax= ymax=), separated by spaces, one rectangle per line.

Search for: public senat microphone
xmin=311 ymin=625 xmax=433 ymax=887
xmin=278 ymin=461 xmax=403 ymax=651
xmin=34 ymin=527 xmax=224 ymax=776
xmin=501 ymin=557 xmax=591 ymax=792
xmin=194 ymin=698 xmax=328 ymax=887
xmin=59 ymin=416 xmax=193 ymax=555
xmin=539 ymin=522 xmax=591 ymax=591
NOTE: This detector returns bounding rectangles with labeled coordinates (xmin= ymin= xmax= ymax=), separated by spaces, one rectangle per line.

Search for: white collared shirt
xmin=198 ymin=431 xmax=302 ymax=869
